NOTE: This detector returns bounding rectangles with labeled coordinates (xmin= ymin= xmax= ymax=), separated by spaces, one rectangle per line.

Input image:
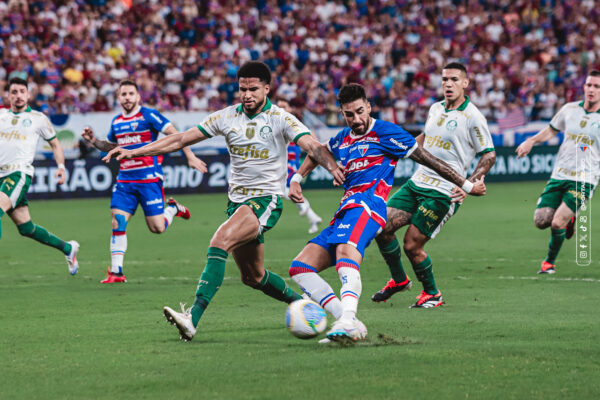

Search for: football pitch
xmin=1 ymin=181 xmax=599 ymax=400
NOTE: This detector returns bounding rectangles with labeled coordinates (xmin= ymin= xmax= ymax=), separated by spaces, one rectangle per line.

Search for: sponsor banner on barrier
xmin=27 ymin=146 xmax=558 ymax=199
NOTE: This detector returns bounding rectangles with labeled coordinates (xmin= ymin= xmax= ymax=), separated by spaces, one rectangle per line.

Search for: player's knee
xmin=403 ymin=239 xmax=421 ymax=259
xmin=376 ymin=231 xmax=395 ymax=246
xmin=112 ymin=214 xmax=128 ymax=232
xmin=533 ymin=216 xmax=551 ymax=229
xmin=17 ymin=221 xmax=35 ymax=237
xmin=551 ymin=219 xmax=567 ymax=230
xmin=149 ymin=225 xmax=165 ymax=234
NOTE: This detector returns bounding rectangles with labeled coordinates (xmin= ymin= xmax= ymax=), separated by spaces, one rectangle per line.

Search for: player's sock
xmin=110 ymin=214 xmax=128 ymax=275
xmin=289 ymin=260 xmax=343 ymax=319
xmin=257 ymin=269 xmax=302 ymax=303
xmin=411 ymin=255 xmax=438 ymax=295
xmin=378 ymin=237 xmax=408 ymax=283
xmin=0 ymin=209 xmax=4 ymax=239
xmin=17 ymin=220 xmax=71 ymax=255
xmin=296 ymin=201 xmax=309 ymax=216
xmin=191 ymin=246 xmax=227 ymax=327
xmin=336 ymin=258 xmax=362 ymax=321
xmin=545 ymin=228 xmax=566 ymax=264
xmin=163 ymin=204 xmax=177 ymax=230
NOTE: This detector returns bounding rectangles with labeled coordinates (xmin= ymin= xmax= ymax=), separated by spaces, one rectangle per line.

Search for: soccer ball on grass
xmin=285 ymin=299 xmax=327 ymax=339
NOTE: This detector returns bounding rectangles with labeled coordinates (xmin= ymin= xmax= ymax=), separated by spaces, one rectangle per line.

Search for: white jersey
xmin=549 ymin=101 xmax=600 ymax=186
xmin=0 ymin=107 xmax=56 ymax=178
xmin=198 ymin=99 xmax=310 ymax=202
xmin=411 ymin=97 xmax=494 ymax=196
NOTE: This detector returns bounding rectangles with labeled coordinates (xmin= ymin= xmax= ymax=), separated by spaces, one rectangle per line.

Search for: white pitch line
xmin=499 ymin=275 xmax=600 ymax=283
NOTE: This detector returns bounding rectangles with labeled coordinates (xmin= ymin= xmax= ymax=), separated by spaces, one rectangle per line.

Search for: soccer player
xmin=370 ymin=62 xmax=496 ymax=308
xmin=287 ymin=83 xmax=486 ymax=343
xmin=102 ymin=61 xmax=344 ymax=341
xmin=278 ymin=99 xmax=322 ymax=234
xmin=516 ymin=70 xmax=600 ymax=274
xmin=0 ymin=77 xmax=79 ymax=274
xmin=81 ymin=79 xmax=207 ymax=283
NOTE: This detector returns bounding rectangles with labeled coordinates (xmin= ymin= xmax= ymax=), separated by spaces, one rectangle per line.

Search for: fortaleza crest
xmin=259 ymin=125 xmax=273 ymax=140
xmin=446 ymin=120 xmax=458 ymax=131
xmin=131 ymin=122 xmax=138 ymax=131
xmin=357 ymin=144 xmax=369 ymax=156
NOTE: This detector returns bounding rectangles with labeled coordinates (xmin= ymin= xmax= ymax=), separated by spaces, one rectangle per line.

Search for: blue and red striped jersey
xmin=106 ymin=106 xmax=172 ymax=183
xmin=327 ymin=119 xmax=417 ymax=228
xmin=286 ymin=143 xmax=302 ymax=186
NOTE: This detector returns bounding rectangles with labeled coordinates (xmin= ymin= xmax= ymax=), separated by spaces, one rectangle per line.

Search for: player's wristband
xmin=57 ymin=163 xmax=66 ymax=170
xmin=290 ymin=173 xmax=303 ymax=184
xmin=461 ymin=179 xmax=473 ymax=193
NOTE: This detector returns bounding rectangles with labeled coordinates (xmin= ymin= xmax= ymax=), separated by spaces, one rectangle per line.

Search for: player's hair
xmin=337 ymin=83 xmax=367 ymax=105
xmin=118 ymin=79 xmax=139 ymax=92
xmin=443 ymin=62 xmax=468 ymax=76
xmin=8 ymin=77 xmax=28 ymax=90
xmin=237 ymin=61 xmax=271 ymax=84
xmin=588 ymin=70 xmax=600 ymax=78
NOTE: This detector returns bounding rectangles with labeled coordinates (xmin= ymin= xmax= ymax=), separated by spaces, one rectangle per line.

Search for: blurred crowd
xmin=0 ymin=0 xmax=599 ymax=126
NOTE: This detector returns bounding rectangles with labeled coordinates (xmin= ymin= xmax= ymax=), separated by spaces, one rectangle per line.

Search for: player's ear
xmin=264 ymin=84 xmax=270 ymax=95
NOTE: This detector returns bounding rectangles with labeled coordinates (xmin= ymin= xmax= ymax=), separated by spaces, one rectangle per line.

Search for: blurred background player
xmin=371 ymin=63 xmax=495 ymax=308
xmin=102 ymin=61 xmax=343 ymax=341
xmin=277 ymin=98 xmax=322 ymax=234
xmin=0 ymin=77 xmax=79 ymax=275
xmin=516 ymin=70 xmax=600 ymax=274
xmin=82 ymin=79 xmax=207 ymax=283
xmin=288 ymin=83 xmax=486 ymax=343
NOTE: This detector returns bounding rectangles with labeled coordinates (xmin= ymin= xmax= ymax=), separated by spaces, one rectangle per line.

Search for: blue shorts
xmin=309 ymin=207 xmax=383 ymax=263
xmin=110 ymin=181 xmax=165 ymax=217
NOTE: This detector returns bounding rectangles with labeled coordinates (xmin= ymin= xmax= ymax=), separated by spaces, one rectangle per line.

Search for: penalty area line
xmin=499 ymin=275 xmax=600 ymax=283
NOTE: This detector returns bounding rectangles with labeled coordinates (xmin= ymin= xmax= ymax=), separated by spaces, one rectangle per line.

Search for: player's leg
xmin=140 ymin=181 xmax=189 ymax=234
xmin=233 ymin=241 xmax=302 ymax=303
xmin=289 ymin=240 xmax=342 ymax=319
xmin=9 ymin=205 xmax=79 ymax=274
xmin=372 ymin=183 xmax=416 ymax=302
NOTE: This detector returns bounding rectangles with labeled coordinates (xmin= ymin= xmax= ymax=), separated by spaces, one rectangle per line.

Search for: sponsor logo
xmin=146 ymin=198 xmax=163 ymax=205
xmin=566 ymin=133 xmax=594 ymax=146
xmin=0 ymin=130 xmax=27 ymax=141
xmin=389 ymin=138 xmax=408 ymax=150
xmin=230 ymin=144 xmax=269 ymax=160
xmin=337 ymin=223 xmax=350 ymax=229
xmin=150 ymin=113 xmax=163 ymax=124
xmin=425 ymin=135 xmax=452 ymax=150
xmin=418 ymin=205 xmax=439 ymax=221
xmin=118 ymin=135 xmax=142 ymax=145
xmin=347 ymin=159 xmax=369 ymax=172
xmin=446 ymin=120 xmax=458 ymax=131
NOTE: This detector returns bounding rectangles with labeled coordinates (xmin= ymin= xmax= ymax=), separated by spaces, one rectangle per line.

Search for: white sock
xmin=336 ymin=259 xmax=362 ymax=321
xmin=110 ymin=233 xmax=127 ymax=274
xmin=306 ymin=207 xmax=321 ymax=224
xmin=290 ymin=271 xmax=343 ymax=319
xmin=164 ymin=205 xmax=177 ymax=228
xmin=297 ymin=200 xmax=309 ymax=216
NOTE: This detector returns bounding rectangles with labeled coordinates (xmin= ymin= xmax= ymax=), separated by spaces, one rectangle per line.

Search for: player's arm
xmin=516 ymin=126 xmax=559 ymax=158
xmin=415 ymin=133 xmax=425 ymax=147
xmin=409 ymin=146 xmax=485 ymax=196
xmin=162 ymin=125 xmax=207 ymax=173
xmin=296 ymin=134 xmax=344 ymax=186
xmin=81 ymin=127 xmax=118 ymax=152
xmin=103 ymin=127 xmax=208 ymax=162
xmin=47 ymin=137 xmax=67 ymax=185
xmin=469 ymin=151 xmax=496 ymax=182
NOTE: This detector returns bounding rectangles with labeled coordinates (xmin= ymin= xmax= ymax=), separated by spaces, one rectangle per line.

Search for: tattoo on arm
xmin=409 ymin=147 xmax=465 ymax=186
xmin=92 ymin=139 xmax=117 ymax=152
xmin=469 ymin=152 xmax=496 ymax=181
xmin=309 ymin=145 xmax=337 ymax=172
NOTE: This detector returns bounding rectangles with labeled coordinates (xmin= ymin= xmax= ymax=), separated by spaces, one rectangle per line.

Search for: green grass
xmin=1 ymin=182 xmax=599 ymax=399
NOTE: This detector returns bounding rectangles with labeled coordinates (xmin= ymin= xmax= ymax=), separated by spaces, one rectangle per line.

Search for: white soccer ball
xmin=285 ymin=299 xmax=327 ymax=339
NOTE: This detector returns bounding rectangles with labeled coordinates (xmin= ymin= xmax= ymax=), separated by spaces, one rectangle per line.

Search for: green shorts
xmin=536 ymin=179 xmax=594 ymax=213
xmin=387 ymin=180 xmax=460 ymax=238
xmin=0 ymin=171 xmax=31 ymax=209
xmin=226 ymin=195 xmax=283 ymax=244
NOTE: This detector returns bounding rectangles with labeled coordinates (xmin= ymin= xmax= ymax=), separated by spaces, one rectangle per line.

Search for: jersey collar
xmin=442 ymin=95 xmax=470 ymax=112
xmin=349 ymin=118 xmax=376 ymax=139
xmin=121 ymin=105 xmax=142 ymax=119
xmin=9 ymin=105 xmax=32 ymax=115
xmin=236 ymin=98 xmax=272 ymax=119
xmin=578 ymin=101 xmax=600 ymax=114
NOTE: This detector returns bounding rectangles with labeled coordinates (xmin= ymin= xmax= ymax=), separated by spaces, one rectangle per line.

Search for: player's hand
xmin=55 ymin=166 xmax=66 ymax=185
xmin=450 ymin=186 xmax=466 ymax=203
xmin=81 ymin=127 xmax=95 ymax=143
xmin=187 ymin=155 xmax=208 ymax=173
xmin=289 ymin=181 xmax=304 ymax=203
xmin=469 ymin=176 xmax=486 ymax=196
xmin=102 ymin=147 xmax=133 ymax=162
xmin=331 ymin=166 xmax=345 ymax=187
xmin=515 ymin=140 xmax=533 ymax=158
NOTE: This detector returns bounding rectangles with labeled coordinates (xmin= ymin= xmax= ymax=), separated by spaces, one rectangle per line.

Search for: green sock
xmin=17 ymin=221 xmax=71 ymax=255
xmin=257 ymin=270 xmax=302 ymax=304
xmin=378 ymin=237 xmax=408 ymax=283
xmin=191 ymin=247 xmax=228 ymax=327
xmin=545 ymin=228 xmax=566 ymax=264
xmin=411 ymin=255 xmax=438 ymax=295
xmin=0 ymin=208 xmax=4 ymax=239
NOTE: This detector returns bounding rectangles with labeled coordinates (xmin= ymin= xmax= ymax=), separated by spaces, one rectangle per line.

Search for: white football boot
xmin=324 ymin=317 xmax=367 ymax=344
xmin=65 ymin=240 xmax=80 ymax=275
xmin=163 ymin=303 xmax=196 ymax=341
